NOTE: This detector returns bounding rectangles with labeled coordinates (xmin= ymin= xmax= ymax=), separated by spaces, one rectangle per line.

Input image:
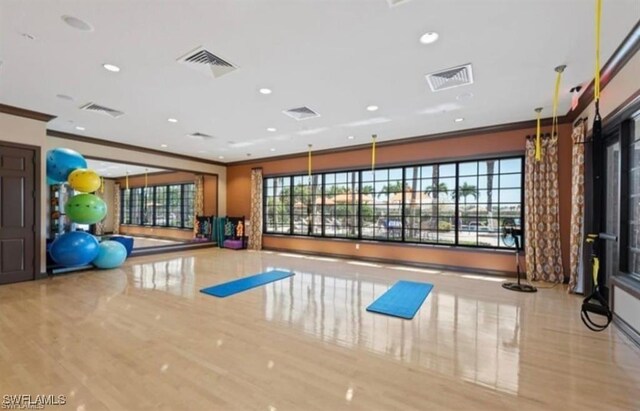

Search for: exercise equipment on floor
xmin=366 ymin=280 xmax=433 ymax=319
xmin=501 ymin=225 xmax=537 ymax=293
xmin=50 ymin=231 xmax=100 ymax=267
xmin=68 ymin=168 xmax=101 ymax=193
xmin=215 ymin=216 xmax=247 ymax=249
xmin=195 ymin=215 xmax=215 ymax=241
xmin=46 ymin=147 xmax=87 ymax=183
xmin=64 ymin=193 xmax=107 ymax=224
xmin=93 ymin=240 xmax=128 ymax=269
xmin=200 ymin=270 xmax=295 ymax=298
xmin=581 ymin=233 xmax=614 ymax=331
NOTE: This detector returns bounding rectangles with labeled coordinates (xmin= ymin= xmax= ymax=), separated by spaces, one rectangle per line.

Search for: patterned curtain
xmin=94 ymin=185 xmax=105 ymax=236
xmin=524 ymin=134 xmax=564 ymax=282
xmin=248 ymin=168 xmax=263 ymax=250
xmin=194 ymin=175 xmax=204 ymax=236
xmin=113 ymin=183 xmax=121 ymax=234
xmin=568 ymin=121 xmax=587 ymax=292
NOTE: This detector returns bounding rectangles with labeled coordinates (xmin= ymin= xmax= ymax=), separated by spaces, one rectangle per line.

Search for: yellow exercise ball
xmin=68 ymin=168 xmax=101 ymax=193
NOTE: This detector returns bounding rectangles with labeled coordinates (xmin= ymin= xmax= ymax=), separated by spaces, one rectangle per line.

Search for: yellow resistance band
xmin=100 ymin=176 xmax=104 ymax=194
xmin=125 ymin=171 xmax=129 ymax=190
xmin=144 ymin=169 xmax=148 ymax=188
xmin=552 ymin=66 xmax=565 ymax=138
xmin=371 ymin=134 xmax=377 ymax=171
xmin=594 ymin=0 xmax=602 ymax=101
xmin=307 ymin=144 xmax=312 ymax=177
xmin=535 ymin=109 xmax=542 ymax=162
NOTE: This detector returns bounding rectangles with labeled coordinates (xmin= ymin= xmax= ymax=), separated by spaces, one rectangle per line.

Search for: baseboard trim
xmin=262 ymin=246 xmax=518 ymax=277
xmin=131 ymin=242 xmax=216 ymax=257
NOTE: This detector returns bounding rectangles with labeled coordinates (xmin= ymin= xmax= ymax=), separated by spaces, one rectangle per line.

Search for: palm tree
xmin=452 ymin=182 xmax=478 ymax=207
xmin=377 ymin=181 xmax=405 ymax=198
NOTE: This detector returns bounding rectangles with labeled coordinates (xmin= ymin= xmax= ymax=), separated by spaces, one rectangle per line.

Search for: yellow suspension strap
xmin=551 ymin=65 xmax=566 ymax=139
xmin=594 ymin=0 xmax=602 ymax=104
xmin=125 ymin=171 xmax=129 ymax=190
xmin=144 ymin=168 xmax=148 ymax=188
xmin=307 ymin=144 xmax=312 ymax=178
xmin=534 ymin=108 xmax=543 ymax=161
xmin=371 ymin=134 xmax=377 ymax=171
xmin=100 ymin=176 xmax=104 ymax=194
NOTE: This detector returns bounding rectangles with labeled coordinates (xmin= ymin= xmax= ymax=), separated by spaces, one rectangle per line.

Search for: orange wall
xmin=204 ymin=175 xmax=218 ymax=216
xmin=227 ymin=124 xmax=573 ymax=276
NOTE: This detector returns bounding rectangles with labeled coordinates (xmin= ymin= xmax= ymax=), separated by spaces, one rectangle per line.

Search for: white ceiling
xmin=85 ymin=159 xmax=167 ymax=178
xmin=1 ymin=0 xmax=639 ymax=163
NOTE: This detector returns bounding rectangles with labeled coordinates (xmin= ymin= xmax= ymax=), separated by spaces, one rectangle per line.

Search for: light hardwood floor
xmin=1 ymin=248 xmax=639 ymax=410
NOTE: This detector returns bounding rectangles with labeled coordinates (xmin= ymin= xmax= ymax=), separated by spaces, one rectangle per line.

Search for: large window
xmin=121 ymin=183 xmax=195 ymax=229
xmin=263 ymin=156 xmax=523 ymax=249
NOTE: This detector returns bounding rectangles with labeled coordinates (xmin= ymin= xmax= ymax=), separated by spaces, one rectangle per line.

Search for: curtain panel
xmin=248 ymin=168 xmax=263 ymax=250
xmin=113 ymin=183 xmax=121 ymax=234
xmin=524 ymin=134 xmax=564 ymax=282
xmin=194 ymin=175 xmax=204 ymax=236
xmin=568 ymin=121 xmax=587 ymax=292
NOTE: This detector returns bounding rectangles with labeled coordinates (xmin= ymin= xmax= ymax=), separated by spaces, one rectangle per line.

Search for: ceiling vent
xmin=386 ymin=0 xmax=412 ymax=7
xmin=188 ymin=132 xmax=215 ymax=139
xmin=425 ymin=64 xmax=474 ymax=92
xmin=177 ymin=46 xmax=238 ymax=79
xmin=79 ymin=102 xmax=124 ymax=118
xmin=283 ymin=106 xmax=320 ymax=121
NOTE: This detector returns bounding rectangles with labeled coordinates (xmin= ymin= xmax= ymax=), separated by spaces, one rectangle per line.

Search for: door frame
xmin=0 ymin=140 xmax=42 ymax=281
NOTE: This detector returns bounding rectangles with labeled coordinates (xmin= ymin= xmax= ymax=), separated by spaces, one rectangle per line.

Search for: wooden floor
xmin=1 ymin=248 xmax=639 ymax=410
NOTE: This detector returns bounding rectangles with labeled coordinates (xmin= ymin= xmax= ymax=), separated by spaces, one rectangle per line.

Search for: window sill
xmin=613 ymin=274 xmax=640 ymax=299
xmin=120 ymin=224 xmax=193 ymax=231
xmin=263 ymin=233 xmax=520 ymax=255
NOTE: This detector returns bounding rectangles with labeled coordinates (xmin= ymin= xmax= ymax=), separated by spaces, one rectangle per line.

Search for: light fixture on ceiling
xmin=218 ymin=156 xmax=225 ymax=159
xmin=420 ymin=32 xmax=439 ymax=44
xmin=347 ymin=135 xmax=355 ymax=140
xmin=454 ymin=118 xmax=464 ymax=123
xmin=167 ymin=118 xmax=178 ymax=123
xmin=61 ymin=15 xmax=94 ymax=32
xmin=161 ymin=144 xmax=168 ymax=148
xmin=270 ymin=148 xmax=276 ymax=152
xmin=102 ymin=63 xmax=120 ymax=72
xmin=366 ymin=105 xmax=379 ymax=112
xmin=259 ymin=88 xmax=272 ymax=95
xmin=267 ymin=127 xmax=277 ymax=132
xmin=75 ymin=126 xmax=85 ymax=131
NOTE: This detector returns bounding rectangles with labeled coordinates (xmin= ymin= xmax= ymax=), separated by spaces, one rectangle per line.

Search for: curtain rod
xmin=525 ymin=133 xmax=552 ymax=140
xmin=573 ymin=116 xmax=589 ymax=127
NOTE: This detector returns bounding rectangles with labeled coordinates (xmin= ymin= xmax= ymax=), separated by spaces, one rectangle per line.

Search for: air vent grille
xmin=79 ymin=102 xmax=124 ymax=118
xmin=426 ymin=64 xmax=474 ymax=92
xmin=188 ymin=132 xmax=215 ymax=139
xmin=177 ymin=46 xmax=238 ymax=79
xmin=283 ymin=106 xmax=320 ymax=121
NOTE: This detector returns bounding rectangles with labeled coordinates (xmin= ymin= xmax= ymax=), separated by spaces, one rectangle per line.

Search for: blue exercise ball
xmin=50 ymin=231 xmax=100 ymax=267
xmin=92 ymin=241 xmax=127 ymax=269
xmin=46 ymin=176 xmax=58 ymax=185
xmin=46 ymin=148 xmax=87 ymax=183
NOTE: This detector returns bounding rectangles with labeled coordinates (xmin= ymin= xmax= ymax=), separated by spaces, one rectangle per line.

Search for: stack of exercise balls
xmin=47 ymin=148 xmax=128 ymax=270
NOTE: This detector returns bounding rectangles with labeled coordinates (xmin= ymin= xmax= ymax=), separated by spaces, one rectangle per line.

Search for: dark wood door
xmin=0 ymin=144 xmax=36 ymax=284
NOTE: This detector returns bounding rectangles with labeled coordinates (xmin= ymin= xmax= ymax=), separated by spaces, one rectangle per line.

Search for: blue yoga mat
xmin=200 ymin=270 xmax=295 ymax=298
xmin=366 ymin=280 xmax=433 ymax=319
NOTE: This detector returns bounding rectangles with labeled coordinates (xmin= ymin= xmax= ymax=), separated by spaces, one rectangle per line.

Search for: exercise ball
xmin=50 ymin=231 xmax=100 ymax=267
xmin=65 ymin=194 xmax=107 ymax=224
xmin=47 ymin=148 xmax=87 ymax=183
xmin=46 ymin=176 xmax=58 ymax=185
xmin=68 ymin=168 xmax=101 ymax=193
xmin=92 ymin=240 xmax=127 ymax=269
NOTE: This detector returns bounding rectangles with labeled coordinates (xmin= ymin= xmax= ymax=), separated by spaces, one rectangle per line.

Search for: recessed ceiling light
xmin=21 ymin=33 xmax=36 ymax=41
xmin=454 ymin=118 xmax=464 ymax=123
xmin=259 ymin=88 xmax=272 ymax=95
xmin=167 ymin=118 xmax=178 ymax=123
xmin=102 ymin=63 xmax=120 ymax=72
xmin=267 ymin=127 xmax=277 ymax=132
xmin=75 ymin=126 xmax=85 ymax=131
xmin=218 ymin=156 xmax=225 ymax=159
xmin=61 ymin=15 xmax=94 ymax=32
xmin=366 ymin=105 xmax=379 ymax=112
xmin=56 ymin=94 xmax=74 ymax=101
xmin=270 ymin=148 xmax=276 ymax=152
xmin=161 ymin=144 xmax=168 ymax=148
xmin=420 ymin=32 xmax=439 ymax=44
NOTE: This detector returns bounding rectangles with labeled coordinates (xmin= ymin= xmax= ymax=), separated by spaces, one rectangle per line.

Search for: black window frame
xmin=119 ymin=182 xmax=196 ymax=229
xmin=262 ymin=155 xmax=525 ymax=250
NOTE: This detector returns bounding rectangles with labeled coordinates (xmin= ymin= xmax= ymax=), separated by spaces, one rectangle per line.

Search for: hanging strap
xmin=100 ymin=176 xmax=104 ymax=194
xmin=534 ymin=108 xmax=543 ymax=161
xmin=551 ymin=65 xmax=566 ymax=138
xmin=594 ymin=0 xmax=602 ymax=102
xmin=144 ymin=168 xmax=148 ymax=188
xmin=371 ymin=134 xmax=377 ymax=171
xmin=125 ymin=171 xmax=129 ymax=190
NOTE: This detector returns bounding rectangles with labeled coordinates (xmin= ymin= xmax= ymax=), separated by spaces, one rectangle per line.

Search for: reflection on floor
xmin=1 ymin=249 xmax=638 ymax=410
xmin=130 ymin=236 xmax=184 ymax=249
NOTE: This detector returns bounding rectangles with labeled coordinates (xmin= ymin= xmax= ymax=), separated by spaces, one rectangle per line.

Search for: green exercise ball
xmin=65 ymin=193 xmax=107 ymax=224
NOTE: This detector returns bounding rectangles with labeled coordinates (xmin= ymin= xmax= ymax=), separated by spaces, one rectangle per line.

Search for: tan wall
xmin=204 ymin=175 xmax=218 ymax=216
xmin=0 ymin=113 xmax=49 ymax=273
xmin=228 ymin=123 xmax=574 ymax=275
xmin=118 ymin=225 xmax=193 ymax=240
